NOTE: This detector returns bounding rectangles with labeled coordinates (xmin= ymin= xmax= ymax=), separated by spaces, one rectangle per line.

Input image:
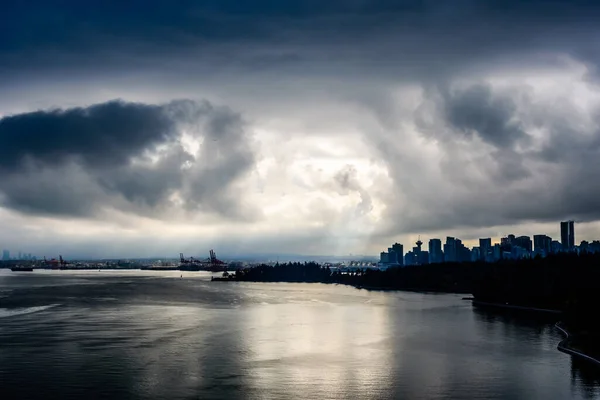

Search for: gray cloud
xmin=334 ymin=165 xmax=373 ymax=217
xmin=372 ymin=80 xmax=600 ymax=238
xmin=3 ymin=0 xmax=600 ymax=89
xmin=442 ymin=84 xmax=530 ymax=149
xmin=0 ymin=101 xmax=173 ymax=169
xmin=0 ymin=100 xmax=259 ymax=220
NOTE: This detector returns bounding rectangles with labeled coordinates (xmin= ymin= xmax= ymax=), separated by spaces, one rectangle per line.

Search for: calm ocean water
xmin=0 ymin=269 xmax=599 ymax=399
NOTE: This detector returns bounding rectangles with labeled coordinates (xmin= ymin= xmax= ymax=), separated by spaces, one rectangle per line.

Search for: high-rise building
xmin=404 ymin=251 xmax=417 ymax=266
xmin=551 ymin=240 xmax=562 ymax=254
xmin=493 ymin=244 xmax=502 ymax=261
xmin=388 ymin=247 xmax=395 ymax=263
xmin=511 ymin=245 xmax=529 ymax=259
xmin=479 ymin=238 xmax=492 ymax=261
xmin=456 ymin=239 xmax=471 ymax=262
xmin=561 ymin=220 xmax=575 ymax=251
xmin=443 ymin=237 xmax=457 ymax=263
xmin=560 ymin=221 xmax=568 ymax=250
xmin=391 ymin=243 xmax=404 ymax=266
xmin=533 ymin=235 xmax=552 ymax=256
xmin=2 ymin=250 xmax=9 ymax=260
xmin=569 ymin=221 xmax=575 ymax=250
xmin=513 ymin=236 xmax=532 ymax=253
xmin=419 ymin=251 xmax=430 ymax=265
xmin=500 ymin=235 xmax=515 ymax=252
xmin=380 ymin=252 xmax=389 ymax=264
xmin=471 ymin=247 xmax=481 ymax=262
xmin=428 ymin=239 xmax=443 ymax=264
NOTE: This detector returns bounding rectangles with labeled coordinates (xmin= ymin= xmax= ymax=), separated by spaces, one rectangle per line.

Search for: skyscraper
xmin=513 ymin=236 xmax=532 ymax=253
xmin=391 ymin=243 xmax=404 ymax=266
xmin=533 ymin=235 xmax=552 ymax=256
xmin=561 ymin=220 xmax=575 ymax=251
xmin=2 ymin=250 xmax=9 ymax=261
xmin=380 ymin=252 xmax=389 ymax=264
xmin=428 ymin=239 xmax=443 ymax=264
xmin=479 ymin=238 xmax=491 ymax=261
xmin=443 ymin=237 xmax=457 ymax=263
xmin=569 ymin=220 xmax=575 ymax=249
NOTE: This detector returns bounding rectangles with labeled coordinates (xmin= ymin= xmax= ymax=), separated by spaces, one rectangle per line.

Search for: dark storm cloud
xmin=0 ymin=101 xmax=173 ymax=169
xmin=442 ymin=84 xmax=529 ymax=149
xmin=3 ymin=0 xmax=600 ymax=83
xmin=0 ymin=100 xmax=258 ymax=219
xmin=4 ymin=0 xmax=600 ymax=245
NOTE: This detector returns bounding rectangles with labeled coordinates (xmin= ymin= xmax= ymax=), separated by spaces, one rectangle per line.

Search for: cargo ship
xmin=140 ymin=265 xmax=179 ymax=271
xmin=11 ymin=266 xmax=34 ymax=272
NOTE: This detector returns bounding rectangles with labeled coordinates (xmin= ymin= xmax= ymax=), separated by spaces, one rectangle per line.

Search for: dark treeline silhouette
xmin=230 ymin=261 xmax=479 ymax=292
xmin=230 ymin=254 xmax=600 ymax=305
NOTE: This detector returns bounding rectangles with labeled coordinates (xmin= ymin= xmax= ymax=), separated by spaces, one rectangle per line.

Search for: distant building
xmin=410 ymin=238 xmax=429 ymax=265
xmin=455 ymin=239 xmax=471 ymax=262
xmin=444 ymin=237 xmax=457 ymax=262
xmin=418 ymin=251 xmax=429 ymax=265
xmin=428 ymin=239 xmax=443 ymax=264
xmin=404 ymin=251 xmax=417 ymax=266
xmin=513 ymin=236 xmax=532 ymax=253
xmin=471 ymin=247 xmax=481 ymax=262
xmin=500 ymin=234 xmax=515 ymax=252
xmin=388 ymin=247 xmax=396 ymax=263
xmin=2 ymin=250 xmax=9 ymax=261
xmin=391 ymin=243 xmax=404 ymax=266
xmin=511 ymin=245 xmax=529 ymax=259
xmin=533 ymin=235 xmax=552 ymax=257
xmin=551 ymin=240 xmax=562 ymax=254
xmin=380 ymin=243 xmax=404 ymax=266
xmin=479 ymin=238 xmax=492 ymax=261
xmin=561 ymin=220 xmax=575 ymax=251
xmin=493 ymin=244 xmax=502 ymax=261
xmin=380 ymin=252 xmax=389 ymax=264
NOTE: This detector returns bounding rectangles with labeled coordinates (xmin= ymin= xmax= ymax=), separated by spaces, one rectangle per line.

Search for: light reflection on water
xmin=0 ymin=270 xmax=599 ymax=399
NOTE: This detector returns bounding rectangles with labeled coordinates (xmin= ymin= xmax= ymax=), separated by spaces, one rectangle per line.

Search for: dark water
xmin=1 ymin=270 xmax=599 ymax=399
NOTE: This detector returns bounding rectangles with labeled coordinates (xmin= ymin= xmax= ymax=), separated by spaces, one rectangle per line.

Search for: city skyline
xmin=0 ymin=218 xmax=597 ymax=260
xmin=3 ymin=1 xmax=600 ymax=257
xmin=379 ymin=220 xmax=593 ymax=266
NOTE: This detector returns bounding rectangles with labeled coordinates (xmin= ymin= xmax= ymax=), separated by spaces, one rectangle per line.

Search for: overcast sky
xmin=2 ymin=0 xmax=600 ymax=258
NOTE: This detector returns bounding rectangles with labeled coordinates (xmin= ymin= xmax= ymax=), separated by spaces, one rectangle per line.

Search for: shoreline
xmin=555 ymin=323 xmax=600 ymax=366
xmin=471 ymin=300 xmax=562 ymax=314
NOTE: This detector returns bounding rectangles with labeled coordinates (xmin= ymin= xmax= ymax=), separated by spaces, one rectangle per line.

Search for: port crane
xmin=42 ymin=256 xmax=69 ymax=269
xmin=41 ymin=255 xmax=70 ymax=269
xmin=179 ymin=250 xmax=227 ymax=271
